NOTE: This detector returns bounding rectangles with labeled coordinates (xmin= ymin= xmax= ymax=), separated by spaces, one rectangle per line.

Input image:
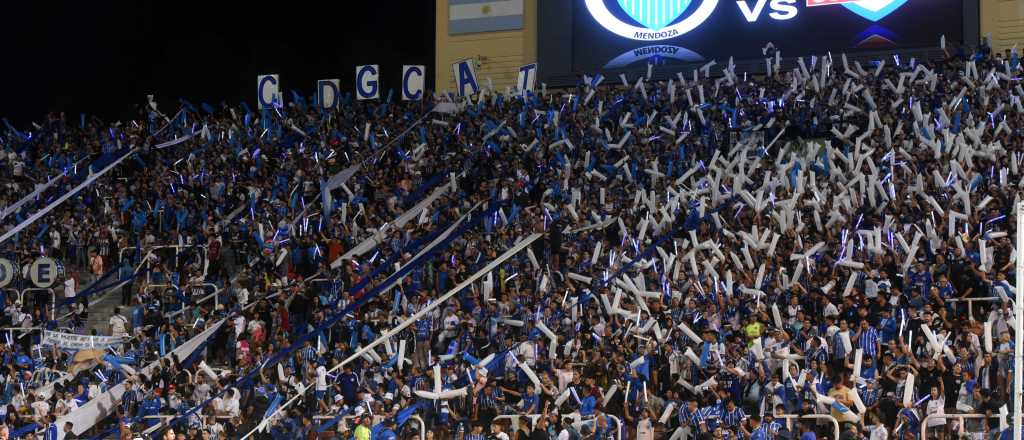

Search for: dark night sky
xmin=0 ymin=1 xmax=435 ymax=126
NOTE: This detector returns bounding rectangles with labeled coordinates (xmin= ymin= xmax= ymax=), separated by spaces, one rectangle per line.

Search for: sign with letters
xmin=517 ymin=63 xmax=538 ymax=95
xmin=356 ymin=65 xmax=380 ymax=100
xmin=318 ymin=79 xmax=341 ymax=109
xmin=402 ymin=65 xmax=425 ymax=101
xmin=257 ymin=74 xmax=282 ymax=109
xmin=29 ymin=257 xmax=58 ymax=288
xmin=452 ymin=59 xmax=480 ymax=97
xmin=41 ymin=331 xmax=126 ymax=350
xmin=0 ymin=258 xmax=13 ymax=288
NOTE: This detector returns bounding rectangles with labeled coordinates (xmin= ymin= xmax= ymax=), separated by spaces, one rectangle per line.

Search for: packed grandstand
xmin=0 ymin=39 xmax=1022 ymax=440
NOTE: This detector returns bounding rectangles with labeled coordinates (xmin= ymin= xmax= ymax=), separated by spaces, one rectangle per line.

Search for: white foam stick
xmin=591 ymin=241 xmax=602 ymax=266
xmin=851 ymin=387 xmax=867 ymax=414
xmin=536 ymin=321 xmax=557 ymax=342
xmin=984 ymin=320 xmax=994 ymax=352
xmin=603 ymin=384 xmax=618 ymax=406
xmin=669 ymin=428 xmax=686 ymax=440
xmin=772 ymin=304 xmax=784 ymax=328
xmin=678 ymin=322 xmax=702 ymax=344
xmin=433 ymin=364 xmax=443 ymax=392
xmin=903 ymin=373 xmax=915 ymax=407
xmin=980 ymin=239 xmax=990 ymax=271
xmin=921 ymin=325 xmax=941 ymax=352
xmin=838 ymin=259 xmax=865 ymax=269
xmin=397 ymin=339 xmax=407 ymax=370
xmin=527 ymin=248 xmax=540 ymax=271
xmin=274 ymin=363 xmax=289 ymax=384
xmin=696 ymin=377 xmax=718 ymax=393
xmin=751 ymin=338 xmax=765 ymax=360
xmin=600 ymin=294 xmax=614 ymax=316
xmin=501 ymin=319 xmax=525 ymax=327
xmin=367 ymin=347 xmax=382 ymax=363
xmin=843 ymin=273 xmax=858 ymax=297
xmin=519 ymin=360 xmax=542 ymax=390
xmin=840 ymin=331 xmax=853 ymax=354
xmin=816 ymin=393 xmax=836 ymax=406
xmin=853 ymin=349 xmax=863 ymax=379
xmin=684 ymin=348 xmax=702 ymax=366
xmin=554 ymin=388 xmax=572 ymax=407
xmin=201 ymin=361 xmax=220 ymax=382
xmin=660 ymin=402 xmax=677 ymax=424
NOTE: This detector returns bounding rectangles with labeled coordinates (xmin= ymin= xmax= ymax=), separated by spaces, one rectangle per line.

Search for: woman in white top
xmin=925 ymin=386 xmax=946 ymax=440
xmin=635 ymin=408 xmax=655 ymax=440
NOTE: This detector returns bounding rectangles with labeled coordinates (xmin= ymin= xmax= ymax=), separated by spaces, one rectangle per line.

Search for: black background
xmin=572 ymin=0 xmax=965 ymax=73
xmin=0 ymin=1 xmax=435 ymax=126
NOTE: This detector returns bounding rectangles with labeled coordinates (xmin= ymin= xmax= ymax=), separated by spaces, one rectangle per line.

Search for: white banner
xmin=41 ymin=331 xmax=126 ymax=350
xmin=58 ymin=320 xmax=224 ymax=439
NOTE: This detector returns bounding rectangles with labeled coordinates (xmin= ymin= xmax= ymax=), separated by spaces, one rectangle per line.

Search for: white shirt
xmin=64 ymin=278 xmax=76 ymax=298
xmin=557 ymin=429 xmax=570 ymax=440
xmin=233 ymin=315 xmax=246 ymax=337
xmin=926 ymin=397 xmax=946 ymax=426
xmin=869 ymin=425 xmax=888 ymax=440
xmin=109 ymin=315 xmax=128 ymax=337
xmin=316 ymin=366 xmax=328 ymax=391
xmin=823 ymin=303 xmax=839 ymax=317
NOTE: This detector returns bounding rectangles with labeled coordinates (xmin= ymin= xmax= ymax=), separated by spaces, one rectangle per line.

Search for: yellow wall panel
xmin=981 ymin=0 xmax=1024 ymax=53
xmin=435 ymin=0 xmax=538 ymax=93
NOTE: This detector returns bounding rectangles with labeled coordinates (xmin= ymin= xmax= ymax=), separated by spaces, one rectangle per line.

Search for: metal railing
xmin=165 ymin=283 xmax=220 ymax=319
xmin=920 ymin=413 xmax=1002 ymax=440
xmin=310 ymin=414 xmax=426 ymax=439
xmin=493 ymin=413 xmax=624 ymax=440
xmin=21 ymin=288 xmax=55 ymax=320
xmin=945 ymin=297 xmax=1002 ymax=321
xmin=778 ymin=414 xmax=840 ymax=440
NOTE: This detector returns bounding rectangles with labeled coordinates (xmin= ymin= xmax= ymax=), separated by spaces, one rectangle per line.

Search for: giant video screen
xmin=572 ymin=0 xmax=965 ymax=72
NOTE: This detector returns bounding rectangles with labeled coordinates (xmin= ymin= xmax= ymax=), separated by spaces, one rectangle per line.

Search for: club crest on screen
xmin=842 ymin=0 xmax=909 ymax=22
xmin=616 ymin=0 xmax=693 ymax=31
xmin=585 ymin=0 xmax=720 ymax=41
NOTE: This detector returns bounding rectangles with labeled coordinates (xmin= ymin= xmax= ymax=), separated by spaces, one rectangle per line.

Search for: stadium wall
xmin=981 ymin=0 xmax=1024 ymax=53
xmin=434 ymin=0 xmax=539 ymax=93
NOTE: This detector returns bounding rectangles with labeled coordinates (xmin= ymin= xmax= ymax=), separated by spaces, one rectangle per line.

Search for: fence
xmin=945 ymin=297 xmax=1002 ymax=321
xmin=920 ymin=413 xmax=1002 ymax=440
xmin=311 ymin=414 xmax=427 ymax=439
xmin=493 ymin=413 xmax=624 ymax=440
xmin=777 ymin=414 xmax=840 ymax=440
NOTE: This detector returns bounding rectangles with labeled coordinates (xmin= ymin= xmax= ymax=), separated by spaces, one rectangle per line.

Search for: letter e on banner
xmin=452 ymin=59 xmax=479 ymax=97
xmin=30 ymin=257 xmax=57 ymax=288
xmin=257 ymin=74 xmax=281 ymax=109
xmin=0 ymin=258 xmax=13 ymax=288
xmin=402 ymin=65 xmax=425 ymax=101
xmin=517 ymin=63 xmax=538 ymax=96
xmin=318 ymin=79 xmax=341 ymax=109
xmin=356 ymin=65 xmax=380 ymax=100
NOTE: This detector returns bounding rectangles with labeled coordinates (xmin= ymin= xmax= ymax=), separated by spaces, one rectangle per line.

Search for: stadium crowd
xmin=0 ymin=39 xmax=1022 ymax=440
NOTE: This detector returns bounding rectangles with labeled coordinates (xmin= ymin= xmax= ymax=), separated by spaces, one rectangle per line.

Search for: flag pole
xmin=1014 ymin=201 xmax=1023 ymax=440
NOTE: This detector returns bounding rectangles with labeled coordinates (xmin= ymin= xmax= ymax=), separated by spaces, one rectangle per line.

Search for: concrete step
xmin=85 ymin=289 xmax=124 ymax=334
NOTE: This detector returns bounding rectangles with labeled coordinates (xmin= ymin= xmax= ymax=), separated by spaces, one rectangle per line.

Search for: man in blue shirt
xmin=338 ymin=363 xmax=359 ymax=405
xmin=376 ymin=418 xmax=398 ymax=440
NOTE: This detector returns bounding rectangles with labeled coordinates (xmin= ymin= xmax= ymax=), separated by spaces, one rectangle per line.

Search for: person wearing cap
xmin=353 ymin=412 xmax=371 ymax=440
